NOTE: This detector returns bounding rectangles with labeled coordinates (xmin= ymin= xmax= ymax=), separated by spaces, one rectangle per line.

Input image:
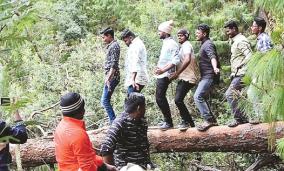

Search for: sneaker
xmin=196 ymin=121 xmax=218 ymax=131
xmin=159 ymin=122 xmax=173 ymax=130
xmin=249 ymin=118 xmax=261 ymax=125
xmin=227 ymin=119 xmax=248 ymax=127
xmin=178 ymin=121 xmax=190 ymax=131
xmin=157 ymin=121 xmax=164 ymax=126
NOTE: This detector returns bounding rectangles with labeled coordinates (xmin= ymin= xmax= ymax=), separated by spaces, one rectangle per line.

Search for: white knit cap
xmin=158 ymin=20 xmax=174 ymax=34
xmin=120 ymin=163 xmax=145 ymax=171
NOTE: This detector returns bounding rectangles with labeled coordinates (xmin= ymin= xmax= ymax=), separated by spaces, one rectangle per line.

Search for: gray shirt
xmin=199 ymin=38 xmax=220 ymax=79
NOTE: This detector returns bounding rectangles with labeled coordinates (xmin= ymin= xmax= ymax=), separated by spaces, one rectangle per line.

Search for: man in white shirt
xmin=154 ymin=20 xmax=180 ymax=130
xmin=121 ymin=29 xmax=149 ymax=96
xmin=169 ymin=29 xmax=199 ymax=131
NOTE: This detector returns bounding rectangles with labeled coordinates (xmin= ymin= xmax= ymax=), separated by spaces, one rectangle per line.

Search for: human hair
xmin=120 ymin=29 xmax=136 ymax=40
xmin=254 ymin=17 xmax=266 ymax=32
xmin=124 ymin=92 xmax=145 ymax=113
xmin=197 ymin=24 xmax=210 ymax=37
xmin=224 ymin=20 xmax=239 ymax=32
xmin=177 ymin=29 xmax=190 ymax=40
xmin=100 ymin=27 xmax=114 ymax=38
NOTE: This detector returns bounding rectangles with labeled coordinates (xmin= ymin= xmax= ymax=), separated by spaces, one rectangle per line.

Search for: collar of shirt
xmin=231 ymin=33 xmax=242 ymax=43
xmin=257 ymin=32 xmax=267 ymax=40
xmin=63 ymin=116 xmax=85 ymax=129
xmin=201 ymin=37 xmax=209 ymax=45
xmin=106 ymin=40 xmax=117 ymax=49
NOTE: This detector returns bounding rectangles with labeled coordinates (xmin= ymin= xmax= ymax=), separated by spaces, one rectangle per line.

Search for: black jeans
xmin=175 ymin=80 xmax=196 ymax=126
xmin=155 ymin=77 xmax=172 ymax=124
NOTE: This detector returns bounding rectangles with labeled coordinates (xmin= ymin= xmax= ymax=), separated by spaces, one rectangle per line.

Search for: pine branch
xmin=25 ymin=27 xmax=43 ymax=62
xmin=28 ymin=101 xmax=60 ymax=120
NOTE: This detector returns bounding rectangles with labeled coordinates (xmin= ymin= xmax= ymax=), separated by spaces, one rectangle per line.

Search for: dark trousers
xmin=225 ymin=76 xmax=247 ymax=121
xmin=155 ymin=77 xmax=172 ymax=124
xmin=175 ymin=80 xmax=196 ymax=126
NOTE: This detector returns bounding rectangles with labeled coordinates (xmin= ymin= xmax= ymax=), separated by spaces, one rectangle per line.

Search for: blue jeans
xmin=194 ymin=78 xmax=216 ymax=121
xmin=101 ymin=79 xmax=119 ymax=123
xmin=127 ymin=84 xmax=145 ymax=96
xmin=225 ymin=76 xmax=247 ymax=121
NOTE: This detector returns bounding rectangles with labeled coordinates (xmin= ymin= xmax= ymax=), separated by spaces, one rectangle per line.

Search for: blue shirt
xmin=155 ymin=37 xmax=179 ymax=78
xmin=257 ymin=32 xmax=273 ymax=52
xmin=0 ymin=120 xmax=28 ymax=169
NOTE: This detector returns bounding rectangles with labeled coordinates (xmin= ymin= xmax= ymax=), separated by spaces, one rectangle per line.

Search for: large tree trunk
xmin=10 ymin=122 xmax=284 ymax=168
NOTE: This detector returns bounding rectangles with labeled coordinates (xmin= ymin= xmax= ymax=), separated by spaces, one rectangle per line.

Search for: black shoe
xmin=228 ymin=119 xmax=248 ymax=127
xmin=159 ymin=122 xmax=173 ymax=130
xmin=196 ymin=121 xmax=218 ymax=131
xmin=178 ymin=121 xmax=190 ymax=131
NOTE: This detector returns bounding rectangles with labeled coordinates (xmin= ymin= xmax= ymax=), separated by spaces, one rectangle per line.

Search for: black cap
xmin=60 ymin=92 xmax=85 ymax=116
xmin=100 ymin=27 xmax=114 ymax=36
xmin=177 ymin=29 xmax=190 ymax=38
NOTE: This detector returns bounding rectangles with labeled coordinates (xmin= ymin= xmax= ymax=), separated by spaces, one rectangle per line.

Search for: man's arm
xmin=237 ymin=41 xmax=252 ymax=69
xmin=106 ymin=43 xmax=120 ymax=87
xmin=100 ymin=119 xmax=123 ymax=165
xmin=7 ymin=110 xmax=28 ymax=144
xmin=155 ymin=42 xmax=180 ymax=75
xmin=205 ymin=43 xmax=220 ymax=74
xmin=72 ymin=132 xmax=105 ymax=171
xmin=170 ymin=46 xmax=193 ymax=80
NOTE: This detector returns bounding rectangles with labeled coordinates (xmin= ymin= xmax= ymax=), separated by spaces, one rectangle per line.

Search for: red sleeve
xmin=72 ymin=131 xmax=103 ymax=171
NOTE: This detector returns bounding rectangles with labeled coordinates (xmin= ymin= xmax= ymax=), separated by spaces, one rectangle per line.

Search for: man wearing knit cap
xmin=154 ymin=20 xmax=180 ymax=130
xmin=54 ymin=92 xmax=117 ymax=171
xmin=169 ymin=28 xmax=199 ymax=131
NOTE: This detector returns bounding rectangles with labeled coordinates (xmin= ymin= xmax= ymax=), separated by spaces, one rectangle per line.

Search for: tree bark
xmin=10 ymin=122 xmax=284 ymax=168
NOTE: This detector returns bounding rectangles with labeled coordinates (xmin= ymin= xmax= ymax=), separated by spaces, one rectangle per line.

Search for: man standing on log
xmin=100 ymin=92 xmax=153 ymax=170
xmin=169 ymin=29 xmax=199 ymax=131
xmin=100 ymin=27 xmax=120 ymax=124
xmin=0 ymin=109 xmax=28 ymax=171
xmin=194 ymin=24 xmax=220 ymax=131
xmin=54 ymin=92 xmax=117 ymax=171
xmin=248 ymin=16 xmax=273 ymax=124
xmin=120 ymin=29 xmax=149 ymax=96
xmin=224 ymin=20 xmax=252 ymax=127
xmin=154 ymin=20 xmax=180 ymax=130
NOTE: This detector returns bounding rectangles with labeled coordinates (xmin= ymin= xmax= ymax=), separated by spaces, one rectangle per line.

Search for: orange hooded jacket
xmin=54 ymin=117 xmax=104 ymax=171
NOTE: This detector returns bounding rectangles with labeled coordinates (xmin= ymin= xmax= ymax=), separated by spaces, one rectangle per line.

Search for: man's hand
xmin=105 ymin=79 xmax=111 ymax=92
xmin=105 ymin=164 xmax=118 ymax=171
xmin=132 ymin=81 xmax=140 ymax=91
xmin=169 ymin=72 xmax=178 ymax=81
xmin=213 ymin=67 xmax=220 ymax=75
xmin=154 ymin=67 xmax=164 ymax=75
xmin=236 ymin=63 xmax=244 ymax=70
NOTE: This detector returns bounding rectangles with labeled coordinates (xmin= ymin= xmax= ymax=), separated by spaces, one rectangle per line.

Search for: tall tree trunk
xmin=10 ymin=122 xmax=284 ymax=168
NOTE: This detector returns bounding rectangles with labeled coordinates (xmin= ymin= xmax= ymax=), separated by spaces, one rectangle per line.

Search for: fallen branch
xmin=9 ymin=122 xmax=284 ymax=168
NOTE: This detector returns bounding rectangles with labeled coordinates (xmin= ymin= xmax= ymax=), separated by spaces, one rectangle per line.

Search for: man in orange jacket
xmin=54 ymin=92 xmax=117 ymax=171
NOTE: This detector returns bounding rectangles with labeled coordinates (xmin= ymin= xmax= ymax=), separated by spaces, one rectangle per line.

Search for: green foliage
xmin=2 ymin=0 xmax=284 ymax=170
xmin=277 ymin=138 xmax=284 ymax=160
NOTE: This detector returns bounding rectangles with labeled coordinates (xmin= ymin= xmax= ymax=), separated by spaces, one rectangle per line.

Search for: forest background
xmin=0 ymin=0 xmax=284 ymax=170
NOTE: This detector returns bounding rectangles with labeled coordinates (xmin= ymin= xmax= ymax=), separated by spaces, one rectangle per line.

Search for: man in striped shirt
xmin=100 ymin=93 xmax=152 ymax=170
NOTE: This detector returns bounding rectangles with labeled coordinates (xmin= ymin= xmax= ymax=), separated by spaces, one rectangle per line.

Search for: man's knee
xmin=194 ymin=92 xmax=203 ymax=102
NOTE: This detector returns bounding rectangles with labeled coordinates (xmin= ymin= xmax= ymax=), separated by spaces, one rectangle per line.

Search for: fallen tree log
xmin=10 ymin=122 xmax=284 ymax=168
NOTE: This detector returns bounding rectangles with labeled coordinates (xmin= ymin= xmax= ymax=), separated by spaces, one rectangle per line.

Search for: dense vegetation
xmin=0 ymin=0 xmax=283 ymax=170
